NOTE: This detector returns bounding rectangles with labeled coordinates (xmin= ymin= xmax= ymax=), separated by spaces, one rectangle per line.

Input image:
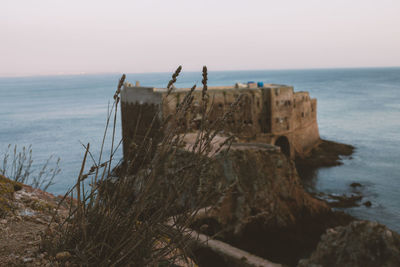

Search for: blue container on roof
xmin=257 ymin=82 xmax=264 ymax=88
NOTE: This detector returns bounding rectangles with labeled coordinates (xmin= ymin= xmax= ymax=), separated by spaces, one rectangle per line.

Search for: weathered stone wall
xmin=161 ymin=88 xmax=266 ymax=139
xmin=270 ymin=86 xmax=294 ymax=133
xmin=268 ymin=87 xmax=320 ymax=158
xmin=120 ymin=86 xmax=162 ymax=161
xmin=121 ymin=83 xmax=320 ymax=160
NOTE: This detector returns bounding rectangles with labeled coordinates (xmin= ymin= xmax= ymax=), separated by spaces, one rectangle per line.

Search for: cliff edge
xmin=188 ymin=142 xmax=353 ymax=266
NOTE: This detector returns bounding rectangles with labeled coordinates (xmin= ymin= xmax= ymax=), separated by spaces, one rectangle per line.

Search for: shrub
xmin=0 ymin=144 xmax=60 ymax=191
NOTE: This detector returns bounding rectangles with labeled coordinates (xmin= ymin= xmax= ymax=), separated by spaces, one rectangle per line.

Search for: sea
xmin=0 ymin=67 xmax=399 ymax=232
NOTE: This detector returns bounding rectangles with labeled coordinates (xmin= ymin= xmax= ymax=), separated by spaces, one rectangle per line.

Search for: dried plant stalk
xmin=42 ymin=67 xmax=243 ymax=266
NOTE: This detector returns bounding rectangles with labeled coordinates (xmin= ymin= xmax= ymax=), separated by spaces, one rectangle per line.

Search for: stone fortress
xmin=120 ymin=81 xmax=320 ymax=160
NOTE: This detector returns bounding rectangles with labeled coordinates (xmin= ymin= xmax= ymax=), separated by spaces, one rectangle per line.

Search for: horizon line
xmin=1 ymin=65 xmax=399 ymax=79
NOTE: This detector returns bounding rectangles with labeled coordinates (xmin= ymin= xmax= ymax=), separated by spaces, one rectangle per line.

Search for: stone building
xmin=120 ymin=82 xmax=320 ymax=159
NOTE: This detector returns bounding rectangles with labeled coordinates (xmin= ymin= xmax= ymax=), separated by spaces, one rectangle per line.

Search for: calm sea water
xmin=1 ymin=67 xmax=399 ymax=231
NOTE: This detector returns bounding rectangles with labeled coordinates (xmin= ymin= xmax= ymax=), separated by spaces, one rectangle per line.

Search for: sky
xmin=1 ymin=0 xmax=400 ymax=76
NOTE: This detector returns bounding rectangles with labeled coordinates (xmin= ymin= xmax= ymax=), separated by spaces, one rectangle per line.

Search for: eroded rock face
xmin=211 ymin=144 xmax=330 ymax=232
xmin=193 ymin=144 xmax=353 ymax=266
xmin=298 ymin=221 xmax=400 ymax=267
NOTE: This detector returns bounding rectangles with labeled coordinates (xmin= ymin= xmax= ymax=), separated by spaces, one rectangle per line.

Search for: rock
xmin=295 ymin=139 xmax=354 ymax=180
xmin=23 ymin=257 xmax=33 ymax=263
xmin=191 ymin=145 xmax=353 ymax=266
xmin=312 ymin=192 xmax=364 ymax=208
xmin=298 ymin=221 xmax=400 ymax=267
xmin=0 ymin=219 xmax=7 ymax=224
xmin=55 ymin=251 xmax=71 ymax=261
xmin=295 ymin=139 xmax=354 ymax=169
xmin=363 ymin=201 xmax=372 ymax=207
xmin=350 ymin=182 xmax=362 ymax=188
xmin=327 ymin=194 xmax=363 ymax=208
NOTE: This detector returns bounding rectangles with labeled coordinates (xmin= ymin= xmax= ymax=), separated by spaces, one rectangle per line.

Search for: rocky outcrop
xmin=296 ymin=139 xmax=354 ymax=168
xmin=295 ymin=139 xmax=354 ymax=182
xmin=298 ymin=221 xmax=400 ymax=267
xmin=312 ymin=192 xmax=364 ymax=208
xmin=191 ymin=143 xmax=353 ymax=266
xmin=213 ymin=144 xmax=330 ymax=227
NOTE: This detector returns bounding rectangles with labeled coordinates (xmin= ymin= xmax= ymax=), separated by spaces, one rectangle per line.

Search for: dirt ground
xmin=0 ymin=175 xmax=69 ymax=266
xmin=0 ymin=218 xmax=48 ymax=266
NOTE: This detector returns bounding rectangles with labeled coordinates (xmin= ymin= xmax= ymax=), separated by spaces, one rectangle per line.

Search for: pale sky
xmin=1 ymin=0 xmax=400 ymax=76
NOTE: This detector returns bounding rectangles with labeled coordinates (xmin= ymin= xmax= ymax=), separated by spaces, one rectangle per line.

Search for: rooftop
xmin=124 ymin=82 xmax=293 ymax=93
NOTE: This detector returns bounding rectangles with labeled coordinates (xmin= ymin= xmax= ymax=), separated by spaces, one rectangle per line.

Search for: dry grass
xmin=0 ymin=144 xmax=60 ymax=191
xmin=42 ymin=66 xmax=243 ymax=266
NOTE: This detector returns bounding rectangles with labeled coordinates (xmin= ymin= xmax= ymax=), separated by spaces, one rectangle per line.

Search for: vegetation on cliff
xmin=0 ymin=174 xmax=22 ymax=217
xmin=41 ymin=67 xmax=245 ymax=266
xmin=1 ymin=144 xmax=60 ymax=192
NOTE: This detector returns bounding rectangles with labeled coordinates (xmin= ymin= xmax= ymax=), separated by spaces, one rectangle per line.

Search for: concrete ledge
xmin=191 ymin=230 xmax=282 ymax=267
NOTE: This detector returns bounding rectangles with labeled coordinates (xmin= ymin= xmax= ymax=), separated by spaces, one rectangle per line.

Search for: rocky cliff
xmin=191 ymin=143 xmax=353 ymax=266
xmin=299 ymin=220 xmax=400 ymax=267
xmin=1 ymin=139 xmax=398 ymax=266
